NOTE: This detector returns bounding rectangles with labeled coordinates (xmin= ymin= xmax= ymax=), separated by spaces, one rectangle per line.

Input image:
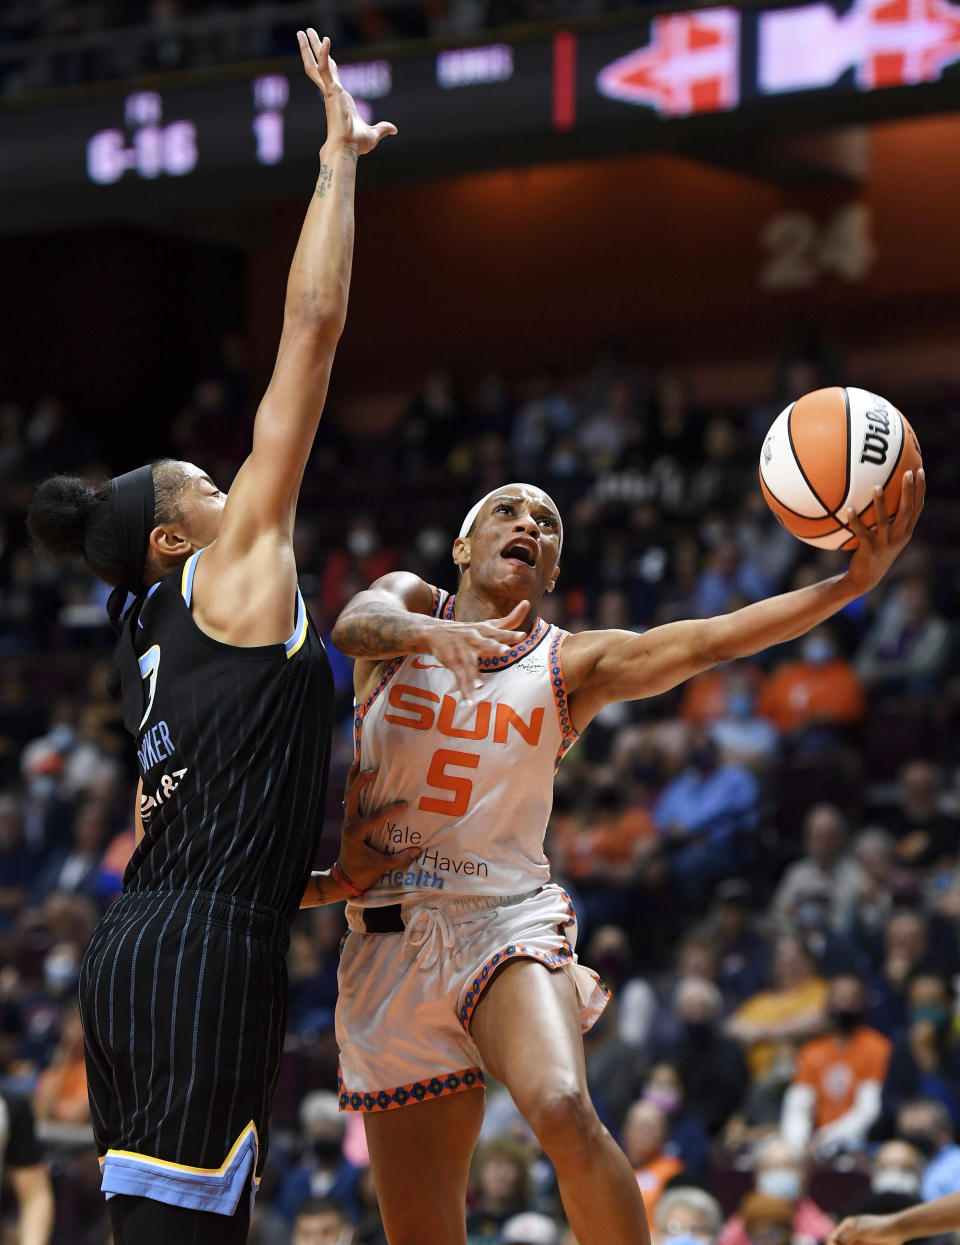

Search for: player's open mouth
xmin=501 ymin=542 xmax=537 ymax=567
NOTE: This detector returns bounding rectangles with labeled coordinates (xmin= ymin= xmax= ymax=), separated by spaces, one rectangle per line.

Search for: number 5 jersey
xmin=353 ymin=587 xmax=579 ymax=905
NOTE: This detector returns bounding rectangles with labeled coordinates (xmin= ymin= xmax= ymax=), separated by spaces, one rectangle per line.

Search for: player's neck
xmin=453 ymin=581 xmax=540 ymax=636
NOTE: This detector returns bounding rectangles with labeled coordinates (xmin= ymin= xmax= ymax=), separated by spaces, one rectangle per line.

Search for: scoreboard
xmin=2 ymin=0 xmax=960 ymax=226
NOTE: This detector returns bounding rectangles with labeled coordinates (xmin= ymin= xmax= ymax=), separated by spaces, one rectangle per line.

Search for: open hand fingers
xmin=298 ymin=30 xmax=338 ymax=93
xmin=296 ymin=30 xmax=321 ymax=85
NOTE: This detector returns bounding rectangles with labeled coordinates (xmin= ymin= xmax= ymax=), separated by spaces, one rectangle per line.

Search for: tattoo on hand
xmin=317 ymin=163 xmax=334 ymax=198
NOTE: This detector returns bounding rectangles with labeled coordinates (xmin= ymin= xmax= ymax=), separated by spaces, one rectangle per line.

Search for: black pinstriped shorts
xmin=80 ymin=889 xmax=288 ymax=1215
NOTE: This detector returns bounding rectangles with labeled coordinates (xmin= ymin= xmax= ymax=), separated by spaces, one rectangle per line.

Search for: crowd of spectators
xmin=1 ymin=332 xmax=960 ymax=1244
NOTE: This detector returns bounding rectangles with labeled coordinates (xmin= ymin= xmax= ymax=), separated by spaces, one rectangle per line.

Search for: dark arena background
xmin=3 ymin=0 xmax=960 ymax=1242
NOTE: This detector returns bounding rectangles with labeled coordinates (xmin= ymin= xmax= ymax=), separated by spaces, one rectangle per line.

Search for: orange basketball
xmin=758 ymin=386 xmax=922 ymax=549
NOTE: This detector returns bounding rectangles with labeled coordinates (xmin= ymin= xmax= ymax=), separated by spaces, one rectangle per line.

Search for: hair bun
xmin=26 ymin=475 xmax=97 ymax=558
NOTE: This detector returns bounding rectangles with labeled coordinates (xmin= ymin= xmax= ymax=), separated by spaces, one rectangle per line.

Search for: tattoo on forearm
xmin=336 ymin=605 xmax=429 ymax=657
xmin=316 ymin=163 xmax=334 ymax=198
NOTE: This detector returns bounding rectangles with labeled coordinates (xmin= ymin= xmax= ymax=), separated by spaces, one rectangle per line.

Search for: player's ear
xmin=546 ymin=563 xmax=559 ymax=592
xmin=452 ymin=537 xmax=470 ymax=571
xmin=150 ymin=524 xmax=194 ymax=561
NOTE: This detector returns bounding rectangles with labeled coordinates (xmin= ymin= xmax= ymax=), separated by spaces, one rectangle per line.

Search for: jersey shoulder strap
xmin=429 ymin=584 xmax=452 ymax=619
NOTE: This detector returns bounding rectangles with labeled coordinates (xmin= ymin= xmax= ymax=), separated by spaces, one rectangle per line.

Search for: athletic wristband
xmin=330 ymin=861 xmax=364 ymax=899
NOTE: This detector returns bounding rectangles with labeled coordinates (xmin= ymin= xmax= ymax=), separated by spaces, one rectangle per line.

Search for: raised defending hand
xmin=336 ymin=763 xmax=417 ymax=894
xmin=844 ymin=468 xmax=925 ymax=596
xmin=427 ymin=601 xmax=530 ymax=703
xmin=297 ymin=29 xmax=397 ymax=154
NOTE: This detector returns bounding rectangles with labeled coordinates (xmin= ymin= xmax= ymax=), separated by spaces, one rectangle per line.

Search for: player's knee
xmin=526 ymin=1083 xmax=604 ymax=1165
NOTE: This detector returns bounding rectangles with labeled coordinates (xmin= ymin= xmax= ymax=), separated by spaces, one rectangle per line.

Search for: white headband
xmin=458 ymin=486 xmax=563 ymax=550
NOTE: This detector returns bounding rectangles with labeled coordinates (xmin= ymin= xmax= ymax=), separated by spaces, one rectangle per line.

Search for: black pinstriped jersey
xmin=119 ymin=549 xmax=333 ymax=920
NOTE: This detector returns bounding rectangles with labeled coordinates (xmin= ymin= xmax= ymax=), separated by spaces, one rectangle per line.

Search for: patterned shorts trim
xmin=458 ymin=942 xmax=576 ymax=1032
xmin=337 ymin=1065 xmax=485 ymax=1113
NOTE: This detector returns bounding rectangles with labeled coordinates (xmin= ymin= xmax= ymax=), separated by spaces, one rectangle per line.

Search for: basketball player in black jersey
xmin=26 ymin=32 xmax=414 ymax=1245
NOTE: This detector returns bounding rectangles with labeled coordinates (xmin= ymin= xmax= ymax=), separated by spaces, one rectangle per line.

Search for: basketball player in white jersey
xmin=330 ymin=473 xmax=924 ymax=1245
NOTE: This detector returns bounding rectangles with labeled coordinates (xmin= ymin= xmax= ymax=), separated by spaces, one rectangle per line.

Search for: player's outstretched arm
xmin=210 ymin=31 xmax=396 ymax=559
xmin=565 ymin=469 xmax=924 ymax=729
xmin=829 ymin=1192 xmax=960 ymax=1245
xmin=301 ymin=764 xmax=416 ymax=906
xmin=332 ymin=572 xmax=528 ymax=702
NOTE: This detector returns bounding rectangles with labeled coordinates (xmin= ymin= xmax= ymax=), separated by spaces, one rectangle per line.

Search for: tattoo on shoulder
xmin=317 ymin=163 xmax=334 ymax=198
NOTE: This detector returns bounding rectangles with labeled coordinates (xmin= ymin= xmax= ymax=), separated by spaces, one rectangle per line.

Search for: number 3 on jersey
xmin=419 ymin=748 xmax=479 ymax=817
xmin=138 ymin=645 xmax=161 ymax=731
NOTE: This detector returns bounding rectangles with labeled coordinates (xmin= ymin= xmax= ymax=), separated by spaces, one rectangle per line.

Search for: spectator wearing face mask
xmin=582 ymin=924 xmax=658 ymax=1054
xmin=895 ymin=1099 xmax=960 ymax=1201
xmin=772 ymin=804 xmax=866 ymax=933
xmin=868 ymin=911 xmax=959 ymax=1039
xmin=653 ymin=977 xmax=749 ymax=1135
xmin=781 ymin=975 xmax=891 ymax=1158
xmin=642 ymin=1062 xmax=711 ymax=1183
xmin=706 ymin=672 xmax=780 ymax=773
xmin=880 ymin=975 xmax=960 ymax=1132
xmin=274 ymin=1091 xmax=361 ymax=1225
xmin=717 ymin=1137 xmax=834 ymax=1245
xmin=757 ymin=626 xmax=865 ymax=743
xmin=835 ymin=1139 xmax=926 ymax=1220
xmin=655 ymin=1187 xmax=724 ymax=1245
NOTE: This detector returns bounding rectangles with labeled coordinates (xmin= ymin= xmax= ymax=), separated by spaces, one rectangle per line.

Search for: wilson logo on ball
xmin=758 ymin=385 xmax=922 ymax=550
xmin=861 ymin=395 xmax=892 ymax=465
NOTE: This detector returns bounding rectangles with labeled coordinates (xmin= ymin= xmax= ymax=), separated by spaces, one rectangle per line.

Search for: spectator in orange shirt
xmin=33 ymin=1003 xmax=89 ymax=1125
xmin=756 ymin=625 xmax=865 ymax=737
xmin=680 ymin=663 xmax=763 ymax=728
xmin=555 ymin=784 xmax=656 ymax=884
xmin=622 ymin=1099 xmax=686 ymax=1218
xmin=780 ymin=975 xmax=891 ymax=1159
